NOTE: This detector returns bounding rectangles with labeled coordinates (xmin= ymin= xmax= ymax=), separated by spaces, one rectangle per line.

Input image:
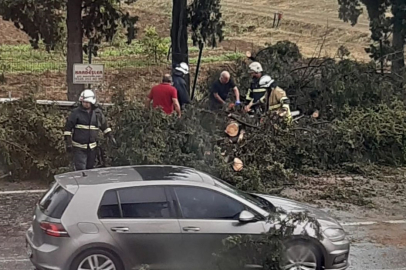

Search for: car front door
xmin=99 ymin=186 xmax=182 ymax=269
xmin=171 ymin=185 xmax=268 ymax=269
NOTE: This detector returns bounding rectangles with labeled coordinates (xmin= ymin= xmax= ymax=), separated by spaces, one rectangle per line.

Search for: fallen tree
xmin=0 ymin=41 xmax=405 ymax=197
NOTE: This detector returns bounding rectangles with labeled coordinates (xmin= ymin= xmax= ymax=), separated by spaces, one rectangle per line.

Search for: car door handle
xmin=183 ymin=226 xmax=200 ymax=232
xmin=111 ymin=227 xmax=129 ymax=233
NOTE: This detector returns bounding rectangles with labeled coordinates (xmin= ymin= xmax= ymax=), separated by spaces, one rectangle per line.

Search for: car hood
xmin=255 ymin=194 xmax=343 ymax=229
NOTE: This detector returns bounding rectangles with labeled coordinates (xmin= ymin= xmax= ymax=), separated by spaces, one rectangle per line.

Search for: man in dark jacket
xmin=64 ymin=89 xmax=116 ymax=171
xmin=172 ymin=62 xmax=190 ymax=109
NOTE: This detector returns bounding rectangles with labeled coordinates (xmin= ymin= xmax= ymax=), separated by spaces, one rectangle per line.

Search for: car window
xmin=214 ymin=179 xmax=271 ymax=211
xmin=174 ymin=186 xmax=245 ymax=220
xmin=99 ymin=190 xmax=121 ymax=219
xmin=39 ymin=183 xmax=74 ymax=219
xmin=118 ymin=186 xmax=173 ymax=219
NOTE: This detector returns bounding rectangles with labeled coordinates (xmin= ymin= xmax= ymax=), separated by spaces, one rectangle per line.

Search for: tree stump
xmin=225 ymin=121 xmax=240 ymax=137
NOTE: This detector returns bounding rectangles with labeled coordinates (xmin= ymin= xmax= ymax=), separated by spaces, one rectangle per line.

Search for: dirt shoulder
xmin=282 ymin=168 xmax=406 ymax=222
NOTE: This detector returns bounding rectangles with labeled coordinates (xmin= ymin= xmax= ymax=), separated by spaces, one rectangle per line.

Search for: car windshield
xmin=213 ymin=177 xmax=274 ymax=212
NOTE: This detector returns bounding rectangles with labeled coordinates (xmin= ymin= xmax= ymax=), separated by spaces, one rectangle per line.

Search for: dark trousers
xmin=73 ymin=147 xmax=97 ymax=171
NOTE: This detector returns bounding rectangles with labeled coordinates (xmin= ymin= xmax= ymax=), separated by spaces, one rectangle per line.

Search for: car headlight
xmin=323 ymin=228 xmax=346 ymax=241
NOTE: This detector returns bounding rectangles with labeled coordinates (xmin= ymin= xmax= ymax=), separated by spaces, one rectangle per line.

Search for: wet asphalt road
xmin=0 ymin=192 xmax=405 ymax=270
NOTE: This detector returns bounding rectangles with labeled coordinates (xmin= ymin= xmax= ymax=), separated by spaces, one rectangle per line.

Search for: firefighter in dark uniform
xmin=64 ymin=89 xmax=116 ymax=171
xmin=172 ymin=62 xmax=191 ymax=109
xmin=244 ymin=62 xmax=269 ymax=114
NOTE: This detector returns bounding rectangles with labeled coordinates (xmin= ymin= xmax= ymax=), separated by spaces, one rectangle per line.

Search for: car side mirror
xmin=238 ymin=210 xmax=256 ymax=223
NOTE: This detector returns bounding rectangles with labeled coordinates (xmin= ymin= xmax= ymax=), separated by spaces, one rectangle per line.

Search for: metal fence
xmin=0 ymin=42 xmax=173 ymax=100
xmin=0 ymin=38 xmax=404 ymax=100
xmin=0 ymin=42 xmax=165 ymax=74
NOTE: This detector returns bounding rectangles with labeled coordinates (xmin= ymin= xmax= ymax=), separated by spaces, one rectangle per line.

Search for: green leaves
xmin=0 ymin=0 xmax=138 ymax=54
xmin=0 ymin=0 xmax=65 ymax=50
xmin=337 ymin=0 xmax=363 ymax=26
xmin=187 ymin=0 xmax=225 ymax=47
xmin=140 ymin=26 xmax=170 ymax=63
xmin=337 ymin=0 xmax=406 ymax=73
xmin=0 ymin=93 xmax=68 ymax=180
xmin=82 ymin=0 xmax=139 ymax=55
xmin=215 ymin=211 xmax=322 ymax=270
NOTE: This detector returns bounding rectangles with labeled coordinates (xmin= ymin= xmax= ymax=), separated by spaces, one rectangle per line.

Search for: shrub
xmin=140 ymin=26 xmax=169 ymax=63
xmin=0 ymin=96 xmax=69 ymax=180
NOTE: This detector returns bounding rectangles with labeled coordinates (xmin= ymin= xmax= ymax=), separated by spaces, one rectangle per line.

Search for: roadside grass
xmin=0 ymin=41 xmax=244 ymax=73
xmin=0 ymin=34 xmax=243 ymax=74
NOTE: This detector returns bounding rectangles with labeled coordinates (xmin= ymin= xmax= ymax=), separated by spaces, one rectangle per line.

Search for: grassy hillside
xmin=0 ymin=0 xmax=380 ymax=100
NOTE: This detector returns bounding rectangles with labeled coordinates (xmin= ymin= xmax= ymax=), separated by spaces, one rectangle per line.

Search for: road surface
xmin=0 ymin=189 xmax=405 ymax=270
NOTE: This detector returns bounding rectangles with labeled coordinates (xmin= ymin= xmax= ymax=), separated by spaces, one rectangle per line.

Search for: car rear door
xmin=171 ymin=185 xmax=268 ymax=269
xmin=29 ymin=182 xmax=75 ymax=247
xmin=99 ymin=185 xmax=182 ymax=269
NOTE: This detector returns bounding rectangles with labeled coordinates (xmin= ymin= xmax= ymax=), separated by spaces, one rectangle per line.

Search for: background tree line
xmin=0 ymin=0 xmax=405 ymax=101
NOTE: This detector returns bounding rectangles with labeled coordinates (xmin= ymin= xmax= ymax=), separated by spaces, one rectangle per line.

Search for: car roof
xmin=55 ymin=165 xmax=216 ymax=189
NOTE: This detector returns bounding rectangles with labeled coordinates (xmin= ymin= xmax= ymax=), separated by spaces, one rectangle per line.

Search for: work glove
xmin=65 ymin=136 xmax=73 ymax=153
xmin=107 ymin=133 xmax=118 ymax=149
xmin=111 ymin=137 xmax=118 ymax=148
xmin=235 ymin=101 xmax=243 ymax=111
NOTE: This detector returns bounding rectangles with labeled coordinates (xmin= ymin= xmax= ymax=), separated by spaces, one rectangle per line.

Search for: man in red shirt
xmin=145 ymin=74 xmax=182 ymax=117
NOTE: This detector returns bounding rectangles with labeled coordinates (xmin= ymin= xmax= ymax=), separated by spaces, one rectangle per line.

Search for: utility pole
xmin=88 ymin=41 xmax=93 ymax=89
xmin=66 ymin=0 xmax=84 ymax=101
xmin=171 ymin=0 xmax=190 ymax=94
xmin=379 ymin=39 xmax=384 ymax=75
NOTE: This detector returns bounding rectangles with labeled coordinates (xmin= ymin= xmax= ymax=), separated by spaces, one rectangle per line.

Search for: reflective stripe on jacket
xmin=268 ymin=86 xmax=292 ymax=123
xmin=246 ymin=75 xmax=269 ymax=104
xmin=64 ymin=106 xmax=111 ymax=149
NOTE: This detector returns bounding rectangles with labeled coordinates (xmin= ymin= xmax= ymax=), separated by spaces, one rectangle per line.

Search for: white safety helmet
xmin=248 ymin=62 xmax=263 ymax=73
xmin=259 ymin=75 xmax=275 ymax=88
xmin=175 ymin=62 xmax=189 ymax=75
xmin=79 ymin=89 xmax=96 ymax=105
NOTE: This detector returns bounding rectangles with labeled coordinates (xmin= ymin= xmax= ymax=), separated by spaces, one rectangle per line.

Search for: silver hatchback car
xmin=26 ymin=165 xmax=350 ymax=270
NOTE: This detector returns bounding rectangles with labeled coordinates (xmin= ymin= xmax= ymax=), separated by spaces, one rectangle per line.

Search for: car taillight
xmin=39 ymin=222 xmax=69 ymax=237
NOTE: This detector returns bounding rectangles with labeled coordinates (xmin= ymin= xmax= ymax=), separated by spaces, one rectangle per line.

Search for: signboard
xmin=73 ymin=64 xmax=104 ymax=84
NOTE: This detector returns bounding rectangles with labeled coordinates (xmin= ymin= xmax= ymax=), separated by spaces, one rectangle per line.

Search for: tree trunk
xmin=171 ymin=0 xmax=190 ymax=94
xmin=66 ymin=0 xmax=84 ymax=101
xmin=391 ymin=7 xmax=405 ymax=76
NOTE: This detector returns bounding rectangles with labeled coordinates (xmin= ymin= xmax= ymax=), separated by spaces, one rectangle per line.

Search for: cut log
xmin=312 ymin=110 xmax=319 ymax=119
xmin=291 ymin=110 xmax=300 ymax=117
xmin=233 ymin=158 xmax=243 ymax=172
xmin=225 ymin=121 xmax=240 ymax=137
xmin=238 ymin=130 xmax=246 ymax=143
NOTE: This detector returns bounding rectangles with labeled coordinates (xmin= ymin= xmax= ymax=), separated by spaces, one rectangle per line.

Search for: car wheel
xmin=281 ymin=242 xmax=322 ymax=270
xmin=70 ymin=249 xmax=124 ymax=270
